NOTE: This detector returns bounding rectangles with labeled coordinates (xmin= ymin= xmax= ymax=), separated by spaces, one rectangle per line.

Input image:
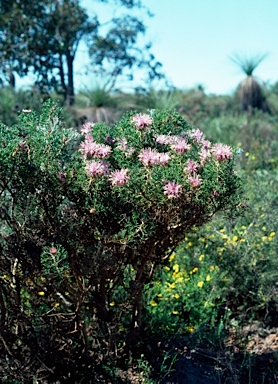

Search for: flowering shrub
xmin=0 ymin=101 xmax=242 ymax=381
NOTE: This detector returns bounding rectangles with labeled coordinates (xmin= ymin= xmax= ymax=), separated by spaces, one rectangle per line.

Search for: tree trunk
xmin=66 ymin=53 xmax=75 ymax=106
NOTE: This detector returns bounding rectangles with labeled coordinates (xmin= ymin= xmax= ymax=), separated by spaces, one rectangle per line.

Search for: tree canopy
xmin=0 ymin=0 xmax=163 ymax=105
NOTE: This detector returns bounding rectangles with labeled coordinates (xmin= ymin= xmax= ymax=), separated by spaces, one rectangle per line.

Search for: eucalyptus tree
xmin=0 ymin=0 xmax=98 ymax=105
xmin=0 ymin=0 xmax=163 ymax=105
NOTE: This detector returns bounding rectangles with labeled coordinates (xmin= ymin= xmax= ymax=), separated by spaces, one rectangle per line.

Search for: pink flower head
xmin=79 ymin=138 xmax=112 ymax=159
xmin=85 ymin=160 xmax=109 ymax=177
xmin=79 ymin=136 xmax=96 ymax=158
xmin=132 ymin=113 xmax=153 ymax=130
xmin=138 ymin=148 xmax=160 ymax=166
xmin=156 ymin=135 xmax=172 ymax=145
xmin=169 ymin=136 xmax=191 ymax=154
xmin=81 ymin=122 xmax=95 ymax=135
xmin=185 ymin=159 xmax=200 ymax=174
xmin=163 ymin=181 xmax=183 ymax=199
xmin=212 ymin=144 xmax=233 ymax=161
xmin=201 ymin=139 xmax=211 ymax=149
xmin=158 ymin=152 xmax=171 ymax=166
xmin=188 ymin=174 xmax=202 ymax=188
xmin=199 ymin=147 xmax=211 ymax=164
xmin=213 ymin=190 xmax=220 ymax=197
xmin=93 ymin=143 xmax=112 ymax=159
xmin=109 ymin=169 xmax=130 ymax=186
xmin=191 ymin=128 xmax=204 ymax=142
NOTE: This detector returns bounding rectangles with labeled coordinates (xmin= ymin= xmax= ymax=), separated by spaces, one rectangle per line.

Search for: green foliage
xmin=145 ymin=134 xmax=278 ymax=345
xmin=0 ymin=100 xmax=241 ymax=381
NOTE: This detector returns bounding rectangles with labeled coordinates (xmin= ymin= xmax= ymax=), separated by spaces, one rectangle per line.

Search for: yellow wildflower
xmin=187 ymin=326 xmax=194 ymax=333
xmin=176 ymin=277 xmax=184 ymax=283
xmin=173 ymin=263 xmax=179 ymax=273
xmin=232 ymin=235 xmax=238 ymax=243
xmin=206 ymin=275 xmax=211 ymax=282
xmin=166 ymin=282 xmax=176 ymax=289
xmin=269 ymin=232 xmax=276 ymax=238
xmin=189 ymin=267 xmax=198 ymax=275
xmin=172 ymin=311 xmax=179 ymax=315
xmin=174 ymin=294 xmax=180 ymax=299
xmin=109 ymin=301 xmax=115 ymax=307
xmin=245 ymin=152 xmax=249 ymax=157
xmin=150 ymin=300 xmax=158 ymax=307
xmin=262 ymin=236 xmax=268 ymax=242
xmin=169 ymin=253 xmax=175 ymax=262
xmin=164 ymin=266 xmax=170 ymax=271
xmin=54 ymin=303 xmax=60 ymax=308
xmin=198 ymin=254 xmax=205 ymax=261
xmin=262 ymin=226 xmax=267 ymax=231
xmin=38 ymin=291 xmax=45 ymax=296
xmin=197 ymin=281 xmax=204 ymax=288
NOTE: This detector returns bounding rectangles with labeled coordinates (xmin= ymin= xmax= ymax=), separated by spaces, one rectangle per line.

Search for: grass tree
xmin=73 ymin=83 xmax=118 ymax=125
xmin=230 ymin=53 xmax=269 ymax=112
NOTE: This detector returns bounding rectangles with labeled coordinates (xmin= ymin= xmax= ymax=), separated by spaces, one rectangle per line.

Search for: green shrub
xmin=0 ymin=101 xmax=242 ymax=381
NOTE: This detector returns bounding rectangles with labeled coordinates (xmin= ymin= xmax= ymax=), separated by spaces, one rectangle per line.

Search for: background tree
xmin=230 ymin=52 xmax=269 ymax=112
xmin=0 ymin=0 xmax=98 ymax=105
xmin=0 ymin=0 xmax=163 ymax=105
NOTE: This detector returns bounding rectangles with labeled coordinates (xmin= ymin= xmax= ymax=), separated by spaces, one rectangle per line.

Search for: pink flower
xmin=93 ymin=143 xmax=112 ymax=158
xmin=185 ymin=159 xmax=200 ymax=174
xmin=79 ymin=137 xmax=112 ymax=159
xmin=188 ymin=174 xmax=202 ymax=188
xmin=201 ymin=139 xmax=211 ymax=149
xmin=191 ymin=128 xmax=204 ymax=142
xmin=213 ymin=190 xmax=220 ymax=197
xmin=168 ymin=136 xmax=191 ymax=154
xmin=132 ymin=113 xmax=153 ymax=130
xmin=109 ymin=169 xmax=130 ymax=186
xmin=85 ymin=160 xmax=109 ymax=177
xmin=138 ymin=148 xmax=160 ymax=166
xmin=156 ymin=135 xmax=172 ymax=145
xmin=158 ymin=152 xmax=171 ymax=166
xmin=79 ymin=136 xmax=96 ymax=157
xmin=163 ymin=181 xmax=183 ymax=199
xmin=212 ymin=144 xmax=233 ymax=161
xmin=81 ymin=122 xmax=95 ymax=135
xmin=199 ymin=148 xmax=211 ymax=164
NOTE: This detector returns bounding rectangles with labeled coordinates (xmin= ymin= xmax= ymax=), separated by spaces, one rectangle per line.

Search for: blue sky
xmin=76 ymin=0 xmax=278 ymax=95
xmin=16 ymin=0 xmax=278 ymax=95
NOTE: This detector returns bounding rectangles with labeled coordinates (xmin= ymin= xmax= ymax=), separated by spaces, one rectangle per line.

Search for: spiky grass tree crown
xmin=230 ymin=52 xmax=268 ymax=111
xmin=230 ymin=52 xmax=268 ymax=76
